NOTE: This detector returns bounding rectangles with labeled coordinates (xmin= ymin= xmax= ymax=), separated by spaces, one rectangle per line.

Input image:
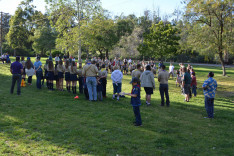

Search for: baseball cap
xmin=130 ymin=77 xmax=140 ymax=84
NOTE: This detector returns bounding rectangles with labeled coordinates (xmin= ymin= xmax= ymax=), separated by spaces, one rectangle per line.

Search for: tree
xmin=185 ymin=0 xmax=233 ymax=76
xmin=83 ymin=16 xmax=118 ymax=58
xmin=138 ymin=21 xmax=180 ymax=60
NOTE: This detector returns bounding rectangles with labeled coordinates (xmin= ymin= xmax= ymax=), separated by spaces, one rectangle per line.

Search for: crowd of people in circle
xmin=8 ymin=54 xmax=217 ymax=126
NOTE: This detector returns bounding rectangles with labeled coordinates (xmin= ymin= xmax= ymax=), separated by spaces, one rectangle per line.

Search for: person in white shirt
xmin=111 ymin=66 xmax=123 ymax=101
xmin=55 ymin=55 xmax=60 ymax=63
xmin=169 ymin=63 xmax=175 ymax=78
xmin=128 ymin=58 xmax=132 ymax=64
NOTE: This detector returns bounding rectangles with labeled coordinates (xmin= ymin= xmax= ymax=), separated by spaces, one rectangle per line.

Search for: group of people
xmin=1 ymin=53 xmax=11 ymax=64
xmin=9 ymin=55 xmax=217 ymax=127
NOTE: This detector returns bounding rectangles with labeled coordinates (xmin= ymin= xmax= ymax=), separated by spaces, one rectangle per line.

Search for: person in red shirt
xmin=191 ymin=72 xmax=197 ymax=97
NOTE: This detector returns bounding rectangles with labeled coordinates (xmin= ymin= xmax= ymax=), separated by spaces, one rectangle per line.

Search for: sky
xmin=0 ymin=0 xmax=184 ymax=17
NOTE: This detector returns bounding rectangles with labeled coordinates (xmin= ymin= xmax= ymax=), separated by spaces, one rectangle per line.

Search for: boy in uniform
xmin=126 ymin=77 xmax=142 ymax=126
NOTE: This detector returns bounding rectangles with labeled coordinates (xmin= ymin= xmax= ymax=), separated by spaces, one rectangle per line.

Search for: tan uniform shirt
xmin=132 ymin=69 xmax=142 ymax=79
xmin=69 ymin=66 xmax=78 ymax=74
xmin=57 ymin=65 xmax=65 ymax=73
xmin=77 ymin=69 xmax=83 ymax=77
xmin=158 ymin=70 xmax=169 ymax=84
xmin=64 ymin=66 xmax=70 ymax=73
xmin=82 ymin=64 xmax=98 ymax=77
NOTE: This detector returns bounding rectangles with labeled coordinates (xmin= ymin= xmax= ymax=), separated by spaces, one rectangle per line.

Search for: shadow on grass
xmin=1 ymin=70 xmax=234 ymax=155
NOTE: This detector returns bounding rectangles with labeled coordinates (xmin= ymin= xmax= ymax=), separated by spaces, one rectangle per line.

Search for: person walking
xmin=34 ymin=56 xmax=43 ymax=89
xmin=82 ymin=59 xmax=99 ymax=101
xmin=140 ymin=65 xmax=155 ymax=106
xmin=111 ymin=66 xmax=123 ymax=101
xmin=158 ymin=65 xmax=170 ymax=106
xmin=202 ymin=72 xmax=217 ymax=118
xmin=10 ymin=56 xmax=23 ymax=95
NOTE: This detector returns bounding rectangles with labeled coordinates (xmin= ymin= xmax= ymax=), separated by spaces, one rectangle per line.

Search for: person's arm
xmin=151 ymin=73 xmax=155 ymax=89
xmin=10 ymin=64 xmax=13 ymax=74
xmin=126 ymin=93 xmax=137 ymax=97
xmin=82 ymin=66 xmax=86 ymax=76
xmin=202 ymin=80 xmax=208 ymax=90
xmin=158 ymin=73 xmax=161 ymax=82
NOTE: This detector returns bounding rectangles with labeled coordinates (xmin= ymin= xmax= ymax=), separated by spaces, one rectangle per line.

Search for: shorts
xmin=184 ymin=84 xmax=191 ymax=94
xmin=144 ymin=87 xmax=153 ymax=95
xmin=65 ymin=72 xmax=70 ymax=81
xmin=70 ymin=74 xmax=78 ymax=81
xmin=47 ymin=71 xmax=54 ymax=80
xmin=113 ymin=83 xmax=122 ymax=94
xmin=58 ymin=72 xmax=64 ymax=79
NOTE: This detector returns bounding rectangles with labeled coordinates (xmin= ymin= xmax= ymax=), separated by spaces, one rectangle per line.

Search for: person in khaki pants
xmin=82 ymin=59 xmax=98 ymax=101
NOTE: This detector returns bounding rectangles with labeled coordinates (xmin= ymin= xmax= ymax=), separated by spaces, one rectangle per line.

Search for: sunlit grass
xmin=0 ymin=58 xmax=233 ymax=155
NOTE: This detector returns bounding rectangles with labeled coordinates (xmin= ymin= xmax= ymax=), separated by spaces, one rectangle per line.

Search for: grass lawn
xmin=0 ymin=57 xmax=233 ymax=155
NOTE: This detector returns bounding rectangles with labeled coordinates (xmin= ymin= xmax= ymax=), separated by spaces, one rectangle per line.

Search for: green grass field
xmin=0 ymin=57 xmax=233 ymax=155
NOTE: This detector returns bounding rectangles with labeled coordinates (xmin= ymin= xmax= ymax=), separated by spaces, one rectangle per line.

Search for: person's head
xmin=48 ymin=60 xmax=54 ymax=70
xmin=79 ymin=65 xmax=82 ymax=69
xmin=192 ymin=72 xmax=195 ymax=76
xmin=130 ymin=77 xmax=139 ymax=86
xmin=137 ymin=64 xmax=141 ymax=70
xmin=113 ymin=66 xmax=119 ymax=71
xmin=161 ymin=65 xmax=166 ymax=70
xmin=27 ymin=57 xmax=30 ymax=61
xmin=146 ymin=65 xmax=151 ymax=71
xmin=182 ymin=67 xmax=187 ymax=72
xmin=208 ymin=72 xmax=214 ymax=78
xmin=37 ymin=56 xmax=40 ymax=61
xmin=102 ymin=64 xmax=105 ymax=69
xmin=21 ymin=56 xmax=24 ymax=61
xmin=65 ymin=60 xmax=70 ymax=68
xmin=16 ymin=56 xmax=20 ymax=61
xmin=72 ymin=61 xmax=76 ymax=66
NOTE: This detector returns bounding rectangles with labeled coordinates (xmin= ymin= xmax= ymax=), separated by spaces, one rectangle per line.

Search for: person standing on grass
xmin=69 ymin=61 xmax=78 ymax=95
xmin=82 ymin=59 xmax=99 ymax=101
xmin=64 ymin=60 xmax=71 ymax=92
xmin=169 ymin=63 xmax=174 ymax=78
xmin=126 ymin=77 xmax=142 ymax=126
xmin=99 ymin=64 xmax=108 ymax=98
xmin=10 ymin=56 xmax=23 ymax=95
xmin=158 ymin=65 xmax=170 ymax=107
xmin=77 ymin=65 xmax=84 ymax=94
xmin=132 ymin=64 xmax=142 ymax=80
xmin=191 ymin=72 xmax=197 ymax=97
xmin=34 ymin=56 xmax=43 ymax=89
xmin=57 ymin=60 xmax=65 ymax=91
xmin=140 ymin=65 xmax=155 ymax=106
xmin=182 ymin=67 xmax=191 ymax=102
xmin=111 ymin=66 xmax=123 ymax=101
xmin=25 ymin=57 xmax=34 ymax=86
xmin=47 ymin=61 xmax=55 ymax=90
xmin=203 ymin=72 xmax=217 ymax=119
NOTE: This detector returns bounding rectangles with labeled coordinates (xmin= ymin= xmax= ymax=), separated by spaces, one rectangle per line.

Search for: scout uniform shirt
xmin=57 ymin=65 xmax=65 ymax=73
xmin=131 ymin=85 xmax=141 ymax=106
xmin=82 ymin=64 xmax=98 ymax=77
xmin=132 ymin=69 xmax=142 ymax=79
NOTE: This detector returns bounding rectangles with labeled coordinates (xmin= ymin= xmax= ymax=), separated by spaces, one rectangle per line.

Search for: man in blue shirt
xmin=126 ymin=77 xmax=142 ymax=126
xmin=202 ymin=72 xmax=217 ymax=118
xmin=10 ymin=56 xmax=23 ymax=95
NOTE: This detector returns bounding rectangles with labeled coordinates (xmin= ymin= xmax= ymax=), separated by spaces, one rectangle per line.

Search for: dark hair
xmin=25 ymin=60 xmax=32 ymax=69
xmin=16 ymin=56 xmax=20 ymax=61
xmin=192 ymin=72 xmax=196 ymax=76
xmin=137 ymin=64 xmax=141 ymax=69
xmin=102 ymin=64 xmax=105 ymax=68
xmin=21 ymin=56 xmax=24 ymax=61
xmin=48 ymin=61 xmax=54 ymax=70
xmin=65 ymin=60 xmax=69 ymax=69
xmin=146 ymin=65 xmax=151 ymax=71
xmin=161 ymin=65 xmax=166 ymax=70
xmin=209 ymin=72 xmax=214 ymax=77
xmin=182 ymin=67 xmax=187 ymax=72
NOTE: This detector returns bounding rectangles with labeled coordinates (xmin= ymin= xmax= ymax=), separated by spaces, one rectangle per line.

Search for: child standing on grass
xmin=65 ymin=60 xmax=71 ymax=92
xmin=57 ymin=60 xmax=65 ymax=91
xmin=126 ymin=77 xmax=142 ymax=126
xmin=97 ymin=76 xmax=103 ymax=101
xmin=47 ymin=60 xmax=55 ymax=90
xmin=191 ymin=72 xmax=197 ymax=97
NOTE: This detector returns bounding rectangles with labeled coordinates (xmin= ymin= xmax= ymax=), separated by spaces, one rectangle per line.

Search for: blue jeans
xmin=159 ymin=84 xmax=170 ymax=106
xmin=36 ymin=70 xmax=43 ymax=89
xmin=192 ymin=85 xmax=197 ymax=96
xmin=10 ymin=74 xmax=22 ymax=95
xmin=133 ymin=106 xmax=142 ymax=125
xmin=205 ymin=96 xmax=214 ymax=118
xmin=86 ymin=77 xmax=97 ymax=101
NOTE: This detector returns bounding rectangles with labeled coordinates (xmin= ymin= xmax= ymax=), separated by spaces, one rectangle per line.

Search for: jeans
xmin=205 ymin=96 xmax=214 ymax=118
xmin=79 ymin=77 xmax=84 ymax=94
xmin=159 ymin=84 xmax=170 ymax=106
xmin=133 ymin=106 xmax=142 ymax=125
xmin=192 ymin=85 xmax=197 ymax=96
xmin=36 ymin=70 xmax=43 ymax=89
xmin=97 ymin=91 xmax=103 ymax=101
xmin=28 ymin=76 xmax=32 ymax=84
xmin=10 ymin=74 xmax=22 ymax=95
xmin=86 ymin=77 xmax=97 ymax=101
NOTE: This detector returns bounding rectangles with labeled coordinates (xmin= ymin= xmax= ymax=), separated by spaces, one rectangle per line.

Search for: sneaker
xmin=147 ymin=103 xmax=151 ymax=106
xmin=112 ymin=95 xmax=115 ymax=99
xmin=117 ymin=97 xmax=120 ymax=101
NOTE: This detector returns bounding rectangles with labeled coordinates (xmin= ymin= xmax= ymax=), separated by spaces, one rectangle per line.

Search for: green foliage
xmin=139 ymin=21 xmax=180 ymax=60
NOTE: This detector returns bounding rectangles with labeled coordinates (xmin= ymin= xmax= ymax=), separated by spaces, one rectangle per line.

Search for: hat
xmin=27 ymin=57 xmax=30 ymax=60
xmin=130 ymin=77 xmax=140 ymax=84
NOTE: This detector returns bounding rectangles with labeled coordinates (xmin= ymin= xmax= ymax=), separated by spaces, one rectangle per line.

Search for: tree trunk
xmin=219 ymin=52 xmax=226 ymax=76
xmin=106 ymin=49 xmax=109 ymax=59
